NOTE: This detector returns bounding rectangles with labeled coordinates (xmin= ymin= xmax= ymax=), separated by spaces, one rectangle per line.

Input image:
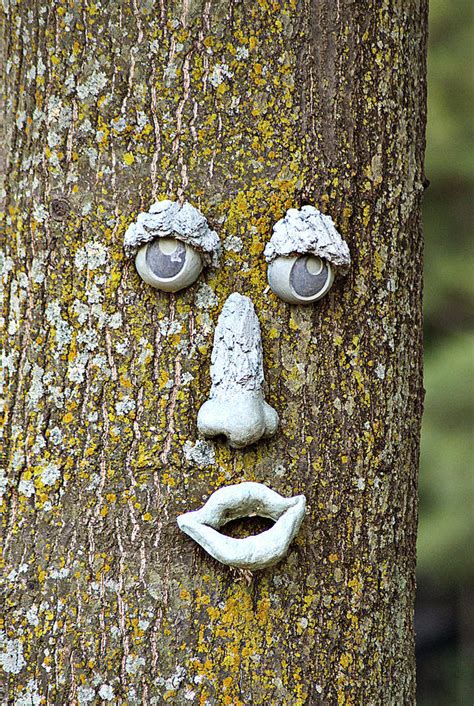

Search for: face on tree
xmin=124 ymin=199 xmax=350 ymax=570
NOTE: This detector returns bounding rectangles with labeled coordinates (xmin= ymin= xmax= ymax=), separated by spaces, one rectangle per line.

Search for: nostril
xmin=210 ymin=432 xmax=228 ymax=445
xmin=197 ymin=394 xmax=278 ymax=449
xmin=196 ymin=399 xmax=222 ymax=437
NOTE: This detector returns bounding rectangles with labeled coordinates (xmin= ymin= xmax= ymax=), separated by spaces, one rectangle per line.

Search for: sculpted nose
xmin=197 ymin=293 xmax=279 ymax=449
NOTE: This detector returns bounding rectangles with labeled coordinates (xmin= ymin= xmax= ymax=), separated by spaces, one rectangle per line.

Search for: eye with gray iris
xmin=267 ymin=254 xmax=335 ymax=304
xmin=134 ymin=236 xmax=204 ymax=292
xmin=146 ymin=238 xmax=186 ymax=279
xmin=290 ymin=256 xmax=330 ymax=298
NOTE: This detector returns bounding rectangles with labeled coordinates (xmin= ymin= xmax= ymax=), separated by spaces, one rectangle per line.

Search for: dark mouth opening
xmin=218 ymin=515 xmax=275 ymax=539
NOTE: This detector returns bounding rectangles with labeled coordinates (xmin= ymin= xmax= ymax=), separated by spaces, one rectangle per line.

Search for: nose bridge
xmin=197 ymin=293 xmax=279 ymax=449
xmin=210 ymin=292 xmax=264 ymax=395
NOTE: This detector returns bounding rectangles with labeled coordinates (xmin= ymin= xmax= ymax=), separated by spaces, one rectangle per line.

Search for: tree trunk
xmin=1 ymin=1 xmax=427 ymax=704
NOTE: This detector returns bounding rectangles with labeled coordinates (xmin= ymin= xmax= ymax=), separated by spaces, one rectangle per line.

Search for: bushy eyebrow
xmin=264 ymin=205 xmax=351 ymax=274
xmin=124 ymin=199 xmax=221 ymax=266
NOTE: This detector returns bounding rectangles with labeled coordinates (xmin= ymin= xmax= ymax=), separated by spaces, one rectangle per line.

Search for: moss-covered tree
xmin=2 ymin=1 xmax=427 ymax=703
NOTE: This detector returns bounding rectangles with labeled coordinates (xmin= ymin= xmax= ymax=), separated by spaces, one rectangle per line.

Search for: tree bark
xmin=1 ymin=1 xmax=427 ymax=704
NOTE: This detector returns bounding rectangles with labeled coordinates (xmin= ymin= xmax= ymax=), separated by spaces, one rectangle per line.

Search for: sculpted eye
xmin=124 ymin=199 xmax=221 ymax=293
xmin=267 ymin=254 xmax=334 ymax=304
xmin=135 ymin=237 xmax=203 ymax=292
xmin=264 ymin=205 xmax=351 ymax=305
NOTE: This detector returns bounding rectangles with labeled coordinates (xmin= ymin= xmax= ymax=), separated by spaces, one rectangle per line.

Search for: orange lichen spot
xmin=222 ymin=676 xmax=233 ymax=690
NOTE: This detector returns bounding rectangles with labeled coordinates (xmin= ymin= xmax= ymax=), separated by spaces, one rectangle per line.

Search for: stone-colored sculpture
xmin=264 ymin=205 xmax=351 ymax=270
xmin=124 ymin=199 xmax=220 ymax=264
xmin=124 ymin=200 xmax=221 ymax=293
xmin=264 ymin=206 xmax=351 ymax=305
xmin=267 ymin=253 xmax=335 ymax=304
xmin=177 ymin=482 xmax=307 ymax=570
xmin=123 ymin=202 xmax=342 ymax=571
xmin=197 ymin=293 xmax=279 ymax=448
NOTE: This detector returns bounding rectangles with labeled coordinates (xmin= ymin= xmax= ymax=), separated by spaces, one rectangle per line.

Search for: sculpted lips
xmin=177 ymin=482 xmax=306 ymax=570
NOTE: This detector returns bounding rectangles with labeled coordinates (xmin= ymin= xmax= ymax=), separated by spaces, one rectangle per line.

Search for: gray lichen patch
xmin=123 ymin=200 xmax=221 ymax=266
xmin=0 ymin=635 xmax=26 ymax=674
xmin=264 ymin=205 xmax=351 ymax=272
xmin=183 ymin=440 xmax=216 ymax=467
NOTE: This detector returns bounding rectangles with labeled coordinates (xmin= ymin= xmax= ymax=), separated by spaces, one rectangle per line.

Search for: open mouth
xmin=177 ymin=482 xmax=306 ymax=570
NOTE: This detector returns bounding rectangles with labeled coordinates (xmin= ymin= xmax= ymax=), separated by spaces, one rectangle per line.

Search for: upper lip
xmin=177 ymin=482 xmax=306 ymax=570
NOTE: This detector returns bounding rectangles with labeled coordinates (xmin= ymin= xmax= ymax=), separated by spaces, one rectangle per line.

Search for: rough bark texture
xmin=1 ymin=1 xmax=427 ymax=704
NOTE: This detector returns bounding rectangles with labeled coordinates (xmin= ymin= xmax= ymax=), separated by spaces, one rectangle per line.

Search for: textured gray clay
xmin=197 ymin=293 xmax=279 ymax=448
xmin=264 ymin=205 xmax=351 ymax=272
xmin=177 ymin=482 xmax=307 ymax=570
xmin=124 ymin=199 xmax=220 ymax=266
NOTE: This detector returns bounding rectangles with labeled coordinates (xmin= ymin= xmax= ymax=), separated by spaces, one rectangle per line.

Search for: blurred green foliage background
xmin=417 ymin=0 xmax=474 ymax=702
